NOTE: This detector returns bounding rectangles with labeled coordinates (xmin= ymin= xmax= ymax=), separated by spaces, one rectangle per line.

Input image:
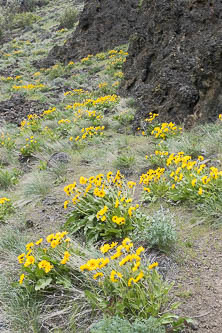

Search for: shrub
xmin=17 ymin=231 xmax=73 ymax=290
xmin=0 ymin=132 xmax=16 ymax=150
xmin=113 ymin=110 xmax=135 ymax=126
xmin=11 ymin=12 xmax=40 ymax=29
xmin=59 ymin=8 xmax=78 ymax=29
xmin=20 ymin=136 xmax=41 ymax=157
xmin=91 ymin=316 xmax=165 ymax=333
xmin=0 ymin=168 xmax=20 ymax=190
xmin=64 ymin=171 xmax=144 ymax=242
xmin=81 ymin=238 xmax=186 ymax=330
xmin=0 ymin=197 xmax=14 ymax=222
xmin=141 ymin=151 xmax=222 ymax=207
xmin=140 ymin=209 xmax=177 ymax=251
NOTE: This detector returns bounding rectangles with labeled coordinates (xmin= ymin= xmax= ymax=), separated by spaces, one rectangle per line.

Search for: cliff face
xmin=121 ymin=0 xmax=222 ymax=128
xmin=43 ymin=0 xmax=138 ymax=66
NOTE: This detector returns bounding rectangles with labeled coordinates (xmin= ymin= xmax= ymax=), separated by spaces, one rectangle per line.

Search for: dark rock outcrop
xmin=121 ymin=0 xmax=222 ymax=128
xmin=0 ymin=96 xmax=47 ymax=125
xmin=38 ymin=0 xmax=138 ymax=67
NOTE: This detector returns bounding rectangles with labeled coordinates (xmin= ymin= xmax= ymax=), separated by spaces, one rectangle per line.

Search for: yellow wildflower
xmin=148 ymin=262 xmax=159 ymax=269
xmin=93 ymin=272 xmax=104 ymax=280
xmin=110 ymin=270 xmax=122 ymax=283
xmin=19 ymin=274 xmax=25 ymax=284
xmin=24 ymin=255 xmax=35 ymax=267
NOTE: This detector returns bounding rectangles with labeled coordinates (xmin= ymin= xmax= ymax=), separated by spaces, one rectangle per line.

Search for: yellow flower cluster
xmin=80 ymin=238 xmax=158 ymax=287
xmin=143 ymin=150 xmax=222 ymax=198
xmin=96 ymin=205 xmax=108 ymax=221
xmin=151 ymin=122 xmax=182 ymax=139
xmin=0 ymin=75 xmax=22 ymax=81
xmin=0 ymin=197 xmax=10 ymax=205
xmin=95 ymin=52 xmax=106 ymax=60
xmin=65 ymin=94 xmax=118 ymax=110
xmin=98 ymin=82 xmax=108 ymax=89
xmin=20 ymin=135 xmax=39 ymax=156
xmin=112 ymin=216 xmax=126 ymax=225
xmin=0 ymin=132 xmax=15 ymax=149
xmin=73 ymin=125 xmax=105 ymax=142
xmin=63 ymin=171 xmax=139 ymax=232
xmin=58 ymin=119 xmax=71 ymax=125
xmin=38 ymin=260 xmax=54 ymax=273
xmin=73 ymin=109 xmax=103 ymax=123
xmin=60 ymin=251 xmax=71 ymax=265
xmin=145 ymin=112 xmax=159 ymax=123
xmin=114 ymin=71 xmax=124 ymax=79
xmin=42 ymin=107 xmax=56 ymax=117
xmin=81 ymin=55 xmax=93 ymax=62
xmin=20 ymin=114 xmax=41 ymax=131
xmin=12 ymin=83 xmax=45 ymax=90
xmin=17 ymin=231 xmax=71 ymax=284
xmin=46 ymin=231 xmax=69 ymax=248
xmin=140 ymin=167 xmax=165 ymax=191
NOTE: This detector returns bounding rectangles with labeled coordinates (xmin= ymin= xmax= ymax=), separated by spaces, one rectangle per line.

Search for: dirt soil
xmin=171 ymin=227 xmax=222 ymax=333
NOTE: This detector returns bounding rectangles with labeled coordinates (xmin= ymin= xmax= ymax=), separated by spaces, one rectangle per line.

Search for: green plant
xmin=48 ymin=162 xmax=68 ymax=184
xmin=0 ymin=197 xmax=14 ymax=222
xmin=20 ymin=136 xmax=41 ymax=157
xmin=46 ymin=64 xmax=65 ymax=80
xmin=0 ymin=228 xmax=27 ymax=254
xmin=17 ymin=231 xmax=73 ymax=290
xmin=23 ymin=173 xmax=51 ymax=199
xmin=81 ymin=238 xmax=185 ymax=330
xmin=113 ymin=110 xmax=135 ymax=126
xmin=11 ymin=12 xmax=41 ymax=29
xmin=136 ymin=209 xmax=177 ymax=251
xmin=0 ymin=132 xmax=16 ymax=150
xmin=59 ymin=8 xmax=78 ymax=29
xmin=0 ymin=168 xmax=20 ymax=190
xmin=114 ymin=154 xmax=135 ymax=169
xmin=64 ymin=171 xmax=140 ymax=242
xmin=20 ymin=114 xmax=42 ymax=132
xmin=91 ymin=316 xmax=165 ymax=333
xmin=0 ymin=274 xmax=42 ymax=332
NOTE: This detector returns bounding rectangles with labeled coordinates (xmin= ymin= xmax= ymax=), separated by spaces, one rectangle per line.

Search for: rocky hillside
xmin=40 ymin=0 xmax=138 ymax=67
xmin=121 ymin=0 xmax=222 ymax=128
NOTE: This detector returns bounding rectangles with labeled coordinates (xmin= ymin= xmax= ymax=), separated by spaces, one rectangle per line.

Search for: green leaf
xmin=56 ymin=277 xmax=72 ymax=288
xmin=35 ymin=277 xmax=52 ymax=291
xmin=85 ymin=290 xmax=99 ymax=309
xmin=88 ymin=214 xmax=96 ymax=222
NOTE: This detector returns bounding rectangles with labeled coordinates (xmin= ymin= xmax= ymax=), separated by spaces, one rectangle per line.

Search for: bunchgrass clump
xmin=11 ymin=12 xmax=41 ymax=29
xmin=114 ymin=154 xmax=135 ymax=170
xmin=59 ymin=8 xmax=78 ymax=29
xmin=22 ymin=173 xmax=51 ymax=200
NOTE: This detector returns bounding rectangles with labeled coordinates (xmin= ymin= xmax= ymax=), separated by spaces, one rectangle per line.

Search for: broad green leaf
xmin=35 ymin=277 xmax=52 ymax=291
